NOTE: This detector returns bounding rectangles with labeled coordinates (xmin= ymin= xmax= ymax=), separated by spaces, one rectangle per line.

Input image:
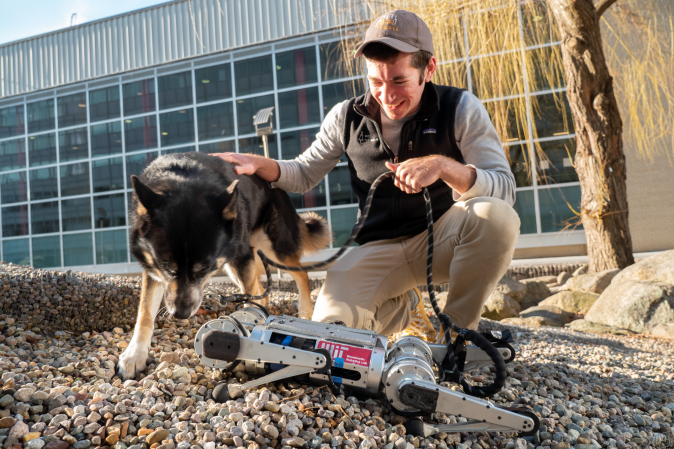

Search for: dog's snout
xmin=172 ymin=308 xmax=192 ymax=320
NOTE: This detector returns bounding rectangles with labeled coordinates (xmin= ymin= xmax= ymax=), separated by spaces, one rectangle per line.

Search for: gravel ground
xmin=0 ymin=264 xmax=673 ymax=449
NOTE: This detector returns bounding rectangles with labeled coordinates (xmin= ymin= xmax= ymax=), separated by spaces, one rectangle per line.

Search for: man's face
xmin=366 ymin=52 xmax=436 ymax=120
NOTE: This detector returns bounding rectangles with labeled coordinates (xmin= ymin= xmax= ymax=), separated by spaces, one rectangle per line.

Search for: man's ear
xmin=131 ymin=175 xmax=164 ymax=214
xmin=221 ymin=180 xmax=239 ymax=220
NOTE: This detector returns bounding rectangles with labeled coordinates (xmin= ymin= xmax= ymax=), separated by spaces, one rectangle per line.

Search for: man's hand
xmin=211 ymin=152 xmax=281 ymax=183
xmin=385 ymin=155 xmax=477 ymax=195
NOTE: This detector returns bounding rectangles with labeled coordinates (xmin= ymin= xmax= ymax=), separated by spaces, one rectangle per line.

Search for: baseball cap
xmin=354 ymin=10 xmax=434 ymax=58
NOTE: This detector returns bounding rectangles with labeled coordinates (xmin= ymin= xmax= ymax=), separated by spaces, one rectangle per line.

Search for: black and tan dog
xmin=117 ymin=152 xmax=330 ymax=379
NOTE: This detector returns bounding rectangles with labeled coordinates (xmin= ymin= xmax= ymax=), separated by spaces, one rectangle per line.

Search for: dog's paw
xmin=117 ymin=341 xmax=149 ymax=380
xmin=297 ymin=309 xmax=313 ymax=320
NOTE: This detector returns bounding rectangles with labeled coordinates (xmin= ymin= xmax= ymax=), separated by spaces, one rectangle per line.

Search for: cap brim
xmin=354 ymin=37 xmax=420 ymax=58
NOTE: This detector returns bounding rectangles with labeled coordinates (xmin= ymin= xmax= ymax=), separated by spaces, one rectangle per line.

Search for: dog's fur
xmin=117 ymin=152 xmax=330 ymax=379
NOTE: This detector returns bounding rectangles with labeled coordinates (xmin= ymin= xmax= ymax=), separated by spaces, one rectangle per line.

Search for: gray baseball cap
xmin=354 ymin=10 xmax=434 ymax=58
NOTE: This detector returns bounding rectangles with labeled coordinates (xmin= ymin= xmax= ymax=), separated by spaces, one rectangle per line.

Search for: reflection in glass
xmin=320 ymin=41 xmax=363 ymax=81
xmin=199 ymin=140 xmax=235 ymax=154
xmin=28 ymin=134 xmax=56 ymax=167
xmin=160 ymin=109 xmax=194 ymax=146
xmin=484 ymin=99 xmax=527 ymax=143
xmin=2 ymin=239 xmax=30 ymax=265
xmin=470 ymin=53 xmax=524 ymax=99
xmin=96 ymin=229 xmax=128 ymax=264
xmin=330 ymin=207 xmax=358 ymax=247
xmin=236 ymin=95 xmax=274 ymax=135
xmin=196 ymin=63 xmax=232 ymax=103
xmin=467 ymin=7 xmax=520 ymax=56
xmin=537 ymin=138 xmax=578 ymax=185
xmin=27 ymin=99 xmax=55 ymax=133
xmin=162 ymin=146 xmax=195 ymax=155
xmin=61 ymin=197 xmax=92 ymax=231
xmin=94 ymin=193 xmax=126 ymax=228
xmin=91 ymin=122 xmax=123 ymax=156
xmin=280 ymin=128 xmax=319 ymax=160
xmin=158 ymin=71 xmax=193 ymax=110
xmin=197 ymin=102 xmax=234 ymax=141
xmin=63 ymin=233 xmax=94 ymax=266
xmin=322 ymin=81 xmax=365 ymax=114
xmin=434 ymin=62 xmax=468 ymax=90
xmin=513 ymin=190 xmax=537 ymax=234
xmin=238 ymin=135 xmax=278 ymax=159
xmin=29 ymin=167 xmax=59 ymax=200
xmin=526 ymin=46 xmax=565 ymax=93
xmin=59 ymin=127 xmax=89 ymax=162
xmin=0 ymin=105 xmax=25 ymax=138
xmin=235 ymin=56 xmax=273 ymax=96
xmin=278 ymin=88 xmax=320 ymax=129
xmin=60 ymin=162 xmax=90 ymax=197
xmin=125 ymin=152 xmax=158 ymax=183
xmin=30 ymin=201 xmax=60 ymax=234
xmin=276 ymin=47 xmax=318 ymax=89
xmin=288 ymin=180 xmax=327 ymax=209
xmin=32 ymin=236 xmax=61 ymax=268
xmin=124 ymin=116 xmax=157 ymax=152
xmin=123 ymin=79 xmax=156 ymax=116
xmin=92 ymin=157 xmax=124 ymax=192
xmin=328 ymin=166 xmax=356 ymax=205
xmin=2 ymin=205 xmax=29 ymax=237
xmin=89 ymin=86 xmax=121 ymax=122
xmin=521 ymin=0 xmax=560 ymax=47
xmin=57 ymin=92 xmax=88 ymax=128
xmin=1 ymin=172 xmax=27 ymax=204
xmin=539 ymin=186 xmax=582 ymax=233
xmin=531 ymin=93 xmax=574 ymax=139
xmin=506 ymin=144 xmax=531 ymax=187
xmin=0 ymin=139 xmax=26 ymax=171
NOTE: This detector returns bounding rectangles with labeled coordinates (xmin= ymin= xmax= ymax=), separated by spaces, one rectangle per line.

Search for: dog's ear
xmin=211 ymin=180 xmax=239 ymax=220
xmin=131 ymin=175 xmax=164 ymax=214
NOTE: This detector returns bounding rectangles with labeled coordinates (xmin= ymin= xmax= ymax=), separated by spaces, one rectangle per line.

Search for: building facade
xmin=0 ymin=0 xmax=670 ymax=273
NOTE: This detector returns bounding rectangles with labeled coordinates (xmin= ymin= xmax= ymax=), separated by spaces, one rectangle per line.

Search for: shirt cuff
xmin=452 ymin=165 xmax=488 ymax=202
xmin=270 ymin=160 xmax=291 ymax=190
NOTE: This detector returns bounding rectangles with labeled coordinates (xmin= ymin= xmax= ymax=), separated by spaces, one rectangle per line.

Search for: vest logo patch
xmin=423 ymin=128 xmax=437 ymax=134
xmin=358 ymin=131 xmax=379 ymax=144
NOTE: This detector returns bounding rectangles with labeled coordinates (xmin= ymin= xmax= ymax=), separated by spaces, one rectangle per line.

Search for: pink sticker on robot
xmin=318 ymin=341 xmax=372 ymax=367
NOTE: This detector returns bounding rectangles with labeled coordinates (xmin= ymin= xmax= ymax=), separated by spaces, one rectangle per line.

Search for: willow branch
xmin=595 ymin=0 xmax=619 ymax=18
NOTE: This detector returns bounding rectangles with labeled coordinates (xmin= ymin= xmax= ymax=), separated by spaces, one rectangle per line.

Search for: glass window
xmin=234 ymin=56 xmax=273 ymax=96
xmin=320 ymin=41 xmax=363 ymax=81
xmin=468 ymin=7 xmax=520 ymax=56
xmin=57 ymin=92 xmax=87 ymax=128
xmin=521 ymin=0 xmax=560 ymax=47
xmin=236 ymin=94 xmax=274 ymax=135
xmin=470 ymin=53 xmax=524 ymax=100
xmin=434 ymin=62 xmax=468 ymax=90
xmin=539 ymin=185 xmax=582 ymax=233
xmin=328 ymin=166 xmax=356 ymax=205
xmin=288 ymin=180 xmax=327 ymax=209
xmin=238 ymin=135 xmax=278 ymax=159
xmin=484 ymin=98 xmax=528 ymax=143
xmin=61 ymin=197 xmax=92 ymax=231
xmin=91 ymin=122 xmax=123 ymax=157
xmin=1 ymin=172 xmax=27 ymax=204
xmin=276 ymin=47 xmax=318 ymax=89
xmin=2 ymin=205 xmax=29 ymax=237
xmin=196 ymin=63 xmax=232 ymax=103
xmin=92 ymin=157 xmax=124 ymax=193
xmin=322 ymin=81 xmax=365 ymax=115
xmin=32 ymin=235 xmax=61 ymax=268
xmin=27 ymin=99 xmax=55 ymax=133
xmin=63 ymin=233 xmax=94 ymax=266
xmin=29 ymin=167 xmax=59 ymax=200
xmin=0 ymin=139 xmax=26 ymax=172
xmin=125 ymin=152 xmax=158 ymax=183
xmin=60 ymin=162 xmax=90 ymax=197
xmin=330 ymin=207 xmax=358 ymax=247
xmin=197 ymin=102 xmax=234 ymax=141
xmin=0 ymin=105 xmax=25 ymax=138
xmin=513 ymin=190 xmax=537 ymax=234
xmin=278 ymin=88 xmax=320 ymax=129
xmin=162 ymin=145 xmax=195 ymax=155
xmin=94 ymin=193 xmax=126 ymax=228
xmin=28 ymin=133 xmax=56 ymax=167
xmin=280 ymin=128 xmax=319 ymax=160
xmin=160 ymin=109 xmax=194 ymax=146
xmin=89 ymin=86 xmax=120 ymax=122
xmin=124 ymin=116 xmax=157 ymax=152
xmin=95 ymin=229 xmax=128 ymax=264
xmin=199 ymin=140 xmax=235 ymax=154
xmin=506 ymin=144 xmax=532 ymax=188
xmin=531 ymin=93 xmax=574 ymax=139
xmin=526 ymin=46 xmax=565 ymax=93
xmin=123 ymin=78 xmax=156 ymax=116
xmin=58 ymin=127 xmax=89 ymax=162
xmin=158 ymin=71 xmax=193 ymax=110
xmin=2 ymin=239 xmax=30 ymax=265
xmin=31 ymin=201 xmax=60 ymax=234
xmin=537 ymin=138 xmax=578 ymax=185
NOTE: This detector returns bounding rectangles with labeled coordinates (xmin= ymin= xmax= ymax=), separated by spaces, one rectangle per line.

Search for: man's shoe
xmin=390 ymin=288 xmax=437 ymax=342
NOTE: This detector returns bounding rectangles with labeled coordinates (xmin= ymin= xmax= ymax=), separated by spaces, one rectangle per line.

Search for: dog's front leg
xmin=118 ymin=272 xmax=165 ymax=379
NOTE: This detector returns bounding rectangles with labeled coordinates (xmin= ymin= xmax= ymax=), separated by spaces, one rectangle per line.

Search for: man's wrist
xmin=438 ymin=156 xmax=476 ymax=195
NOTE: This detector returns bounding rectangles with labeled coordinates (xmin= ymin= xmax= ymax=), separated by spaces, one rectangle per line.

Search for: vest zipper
xmin=408 ymin=141 xmax=413 ymax=151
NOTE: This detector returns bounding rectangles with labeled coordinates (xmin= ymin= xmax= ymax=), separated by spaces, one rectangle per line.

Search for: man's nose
xmin=380 ymin=83 xmax=396 ymax=104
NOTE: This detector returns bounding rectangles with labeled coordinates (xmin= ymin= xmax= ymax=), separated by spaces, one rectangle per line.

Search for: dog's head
xmin=129 ymin=175 xmax=240 ymax=319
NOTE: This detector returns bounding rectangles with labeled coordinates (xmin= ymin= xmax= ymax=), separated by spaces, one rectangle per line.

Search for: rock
xmin=73 ymin=440 xmax=91 ymax=449
xmin=527 ymin=275 xmax=559 ymax=285
xmin=566 ymin=319 xmax=634 ymax=336
xmin=0 ymin=417 xmax=16 ymax=428
xmin=612 ymin=250 xmax=674 ymax=284
xmin=495 ymin=276 xmax=526 ymax=302
xmin=501 ymin=316 xmax=556 ymax=328
xmin=9 ymin=421 xmax=29 ymax=438
xmin=650 ymin=323 xmax=674 ymax=339
xmin=26 ymin=439 xmax=46 ymax=449
xmin=263 ymin=425 xmax=279 ymax=439
xmin=57 ymin=366 xmax=74 ymax=374
xmin=519 ymin=305 xmax=572 ymax=327
xmin=23 ymin=432 xmax=42 ymax=442
xmin=45 ymin=441 xmax=69 ymax=449
xmin=557 ymin=271 xmax=571 ymax=286
xmin=159 ymin=352 xmax=180 ymax=364
xmin=434 ymin=292 xmax=448 ymax=312
xmin=146 ymin=429 xmax=170 ymax=446
xmin=519 ymin=280 xmax=552 ymax=310
xmin=566 ymin=268 xmax=620 ymax=294
xmin=481 ymin=291 xmax=520 ymax=321
xmin=0 ymin=394 xmax=14 ymax=407
xmin=14 ymin=388 xmax=35 ymax=403
xmin=171 ymin=367 xmax=189 ymax=380
xmin=572 ymin=265 xmax=588 ymax=276
xmin=538 ymin=291 xmax=599 ymax=315
xmin=584 ymin=280 xmax=674 ymax=333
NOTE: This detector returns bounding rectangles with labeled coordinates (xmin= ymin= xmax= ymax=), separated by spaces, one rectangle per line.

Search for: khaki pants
xmin=312 ymin=197 xmax=520 ymax=336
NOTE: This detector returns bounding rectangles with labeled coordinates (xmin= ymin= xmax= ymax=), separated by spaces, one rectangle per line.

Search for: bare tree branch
xmin=596 ymin=0 xmax=619 ymax=18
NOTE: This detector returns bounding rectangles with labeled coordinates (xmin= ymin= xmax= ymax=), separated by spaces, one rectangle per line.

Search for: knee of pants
xmin=463 ymin=197 xmax=520 ymax=243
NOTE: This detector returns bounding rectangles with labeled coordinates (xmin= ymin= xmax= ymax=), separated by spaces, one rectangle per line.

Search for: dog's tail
xmin=299 ymin=211 xmax=332 ymax=254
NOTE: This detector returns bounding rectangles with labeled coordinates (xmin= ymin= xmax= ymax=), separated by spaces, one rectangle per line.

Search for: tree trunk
xmin=546 ymin=0 xmax=634 ymax=272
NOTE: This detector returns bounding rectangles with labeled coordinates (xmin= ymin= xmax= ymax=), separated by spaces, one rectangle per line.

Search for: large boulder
xmin=494 ymin=276 xmax=526 ymax=302
xmin=566 ymin=319 xmax=634 ymax=336
xmin=481 ymin=291 xmax=520 ymax=321
xmin=526 ymin=275 xmax=559 ymax=285
xmin=519 ymin=280 xmax=552 ymax=310
xmin=565 ymin=268 xmax=621 ymax=294
xmin=518 ymin=305 xmax=573 ymax=327
xmin=651 ymin=323 xmax=674 ymax=340
xmin=583 ymin=280 xmax=674 ymax=333
xmin=611 ymin=250 xmax=674 ymax=285
xmin=501 ymin=316 xmax=553 ymax=328
xmin=538 ymin=291 xmax=599 ymax=315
